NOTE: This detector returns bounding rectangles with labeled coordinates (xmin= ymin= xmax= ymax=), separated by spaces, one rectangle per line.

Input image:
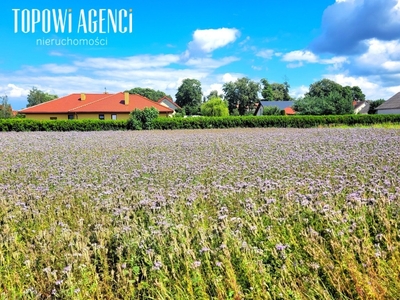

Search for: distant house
xmin=254 ymin=101 xmax=295 ymax=116
xmin=353 ymin=101 xmax=370 ymax=114
xmin=157 ymin=96 xmax=181 ymax=112
xmin=19 ymin=92 xmax=174 ymax=120
xmin=376 ymin=92 xmax=400 ymax=114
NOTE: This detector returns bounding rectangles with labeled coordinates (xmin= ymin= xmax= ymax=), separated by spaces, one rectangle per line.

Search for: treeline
xmin=1 ymin=114 xmax=400 ymax=132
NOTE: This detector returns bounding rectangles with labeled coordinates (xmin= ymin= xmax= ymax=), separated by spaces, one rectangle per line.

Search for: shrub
xmin=127 ymin=107 xmax=159 ymax=130
xmin=201 ymin=97 xmax=229 ymax=117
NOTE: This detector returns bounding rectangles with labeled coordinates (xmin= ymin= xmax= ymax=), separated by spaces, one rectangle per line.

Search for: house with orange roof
xmin=19 ymin=92 xmax=174 ymax=120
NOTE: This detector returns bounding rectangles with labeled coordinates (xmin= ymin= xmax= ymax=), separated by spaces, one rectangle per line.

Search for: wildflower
xmin=192 ymin=261 xmax=201 ymax=268
xmin=153 ymin=261 xmax=162 ymax=271
xmin=275 ymin=244 xmax=288 ymax=251
xmin=215 ymin=261 xmax=223 ymax=268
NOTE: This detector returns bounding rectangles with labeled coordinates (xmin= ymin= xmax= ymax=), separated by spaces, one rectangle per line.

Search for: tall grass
xmin=0 ymin=128 xmax=399 ymax=299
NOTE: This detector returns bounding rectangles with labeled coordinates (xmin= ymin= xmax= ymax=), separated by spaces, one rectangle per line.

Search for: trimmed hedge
xmin=0 ymin=119 xmax=127 ymax=132
xmin=152 ymin=114 xmax=400 ymax=130
xmin=1 ymin=114 xmax=400 ymax=132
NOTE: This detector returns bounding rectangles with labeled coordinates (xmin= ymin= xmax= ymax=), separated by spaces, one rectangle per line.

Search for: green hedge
xmin=0 ymin=119 xmax=127 ymax=132
xmin=1 ymin=114 xmax=400 ymax=131
xmin=152 ymin=114 xmax=400 ymax=130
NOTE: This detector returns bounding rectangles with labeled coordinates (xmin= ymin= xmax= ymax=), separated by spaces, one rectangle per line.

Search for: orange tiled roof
xmin=20 ymin=93 xmax=174 ymax=114
xmin=284 ymin=107 xmax=296 ymax=115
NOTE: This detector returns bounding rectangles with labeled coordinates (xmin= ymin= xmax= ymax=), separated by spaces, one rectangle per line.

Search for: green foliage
xmin=260 ymin=79 xmax=274 ymax=100
xmin=294 ymin=91 xmax=354 ymax=115
xmin=351 ymin=86 xmax=366 ymax=101
xmin=305 ymin=79 xmax=365 ymax=102
xmin=126 ymin=87 xmax=171 ymax=102
xmin=0 ymin=119 xmax=127 ymax=131
xmin=262 ymin=106 xmax=283 ymax=116
xmin=1 ymin=114 xmax=400 ymax=132
xmin=175 ymin=79 xmax=202 ymax=110
xmin=223 ymin=77 xmax=260 ymax=115
xmin=207 ymin=90 xmax=224 ymax=100
xmin=183 ymin=105 xmax=201 ymax=116
xmin=261 ymin=79 xmax=292 ymax=101
xmin=27 ymin=87 xmax=58 ymax=107
xmin=151 ymin=114 xmax=400 ymax=130
xmin=368 ymin=99 xmax=386 ymax=114
xmin=0 ymin=95 xmax=12 ymax=119
xmin=127 ymin=107 xmax=159 ymax=130
xmin=200 ymin=97 xmax=229 ymax=117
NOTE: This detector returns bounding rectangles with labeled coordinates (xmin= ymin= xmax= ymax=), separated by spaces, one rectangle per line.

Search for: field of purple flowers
xmin=0 ymin=128 xmax=399 ymax=299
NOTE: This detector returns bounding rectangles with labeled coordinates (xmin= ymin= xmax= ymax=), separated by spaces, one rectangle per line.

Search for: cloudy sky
xmin=1 ymin=0 xmax=400 ymax=109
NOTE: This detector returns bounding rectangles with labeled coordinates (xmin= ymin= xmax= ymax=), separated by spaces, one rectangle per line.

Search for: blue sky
xmin=1 ymin=0 xmax=400 ymax=109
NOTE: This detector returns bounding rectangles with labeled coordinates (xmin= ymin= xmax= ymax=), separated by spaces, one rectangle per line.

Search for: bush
xmin=200 ymin=97 xmax=229 ymax=117
xmin=127 ymin=107 xmax=159 ymax=130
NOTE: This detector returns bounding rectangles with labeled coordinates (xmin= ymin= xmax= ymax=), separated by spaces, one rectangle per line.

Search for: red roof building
xmin=20 ymin=92 xmax=174 ymax=120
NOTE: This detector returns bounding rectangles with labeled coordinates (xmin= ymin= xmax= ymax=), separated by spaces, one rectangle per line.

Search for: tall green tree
xmin=351 ymin=86 xmax=366 ymax=101
xmin=207 ymin=90 xmax=224 ymax=100
xmin=305 ymin=79 xmax=344 ymax=99
xmin=261 ymin=79 xmax=292 ymax=100
xmin=260 ymin=79 xmax=273 ymax=100
xmin=175 ymin=79 xmax=202 ymax=114
xmin=223 ymin=77 xmax=260 ymax=115
xmin=0 ymin=95 xmax=12 ymax=119
xmin=27 ymin=87 xmax=58 ymax=107
xmin=200 ymin=97 xmax=229 ymax=117
xmin=126 ymin=87 xmax=171 ymax=102
xmin=294 ymin=91 xmax=353 ymax=115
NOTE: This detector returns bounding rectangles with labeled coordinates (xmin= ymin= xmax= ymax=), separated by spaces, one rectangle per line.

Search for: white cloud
xmin=289 ymin=85 xmax=309 ymax=99
xmin=75 ymin=54 xmax=181 ymax=70
xmin=0 ymin=84 xmax=30 ymax=98
xmin=323 ymin=73 xmax=394 ymax=100
xmin=184 ymin=56 xmax=239 ymax=69
xmin=221 ymin=73 xmax=239 ymax=83
xmin=256 ymin=49 xmax=274 ymax=59
xmin=282 ymin=50 xmax=348 ymax=69
xmin=282 ymin=50 xmax=318 ymax=63
xmin=188 ymin=28 xmax=240 ymax=54
xmin=355 ymin=38 xmax=400 ymax=73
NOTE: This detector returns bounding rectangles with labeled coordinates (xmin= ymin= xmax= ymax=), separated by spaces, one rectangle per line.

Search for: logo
xmin=12 ymin=9 xmax=133 ymax=34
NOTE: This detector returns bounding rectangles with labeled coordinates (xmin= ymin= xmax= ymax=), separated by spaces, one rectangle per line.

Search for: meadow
xmin=0 ymin=128 xmax=399 ymax=299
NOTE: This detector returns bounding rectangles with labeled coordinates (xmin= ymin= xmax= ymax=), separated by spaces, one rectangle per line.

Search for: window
xmin=68 ymin=114 xmax=74 ymax=120
xmin=111 ymin=114 xmax=117 ymax=120
xmin=50 ymin=117 xmax=57 ymax=120
xmin=99 ymin=114 xmax=105 ymax=120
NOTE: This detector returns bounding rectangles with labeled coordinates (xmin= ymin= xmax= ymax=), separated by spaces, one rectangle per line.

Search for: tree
xmin=175 ymin=79 xmax=202 ymax=114
xmin=223 ymin=77 xmax=260 ymax=115
xmin=305 ymin=79 xmax=365 ymax=102
xmin=260 ymin=79 xmax=273 ymax=100
xmin=293 ymin=91 xmax=353 ymax=115
xmin=368 ymin=99 xmax=385 ymax=114
xmin=126 ymin=87 xmax=171 ymax=102
xmin=200 ymin=97 xmax=229 ymax=117
xmin=305 ymin=79 xmax=344 ymax=99
xmin=27 ymin=87 xmax=58 ymax=107
xmin=207 ymin=90 xmax=224 ymax=100
xmin=351 ymin=86 xmax=365 ymax=101
xmin=0 ymin=95 xmax=12 ymax=119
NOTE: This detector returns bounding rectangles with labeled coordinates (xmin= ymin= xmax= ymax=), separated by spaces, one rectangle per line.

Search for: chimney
xmin=81 ymin=93 xmax=86 ymax=101
xmin=124 ymin=92 xmax=130 ymax=105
